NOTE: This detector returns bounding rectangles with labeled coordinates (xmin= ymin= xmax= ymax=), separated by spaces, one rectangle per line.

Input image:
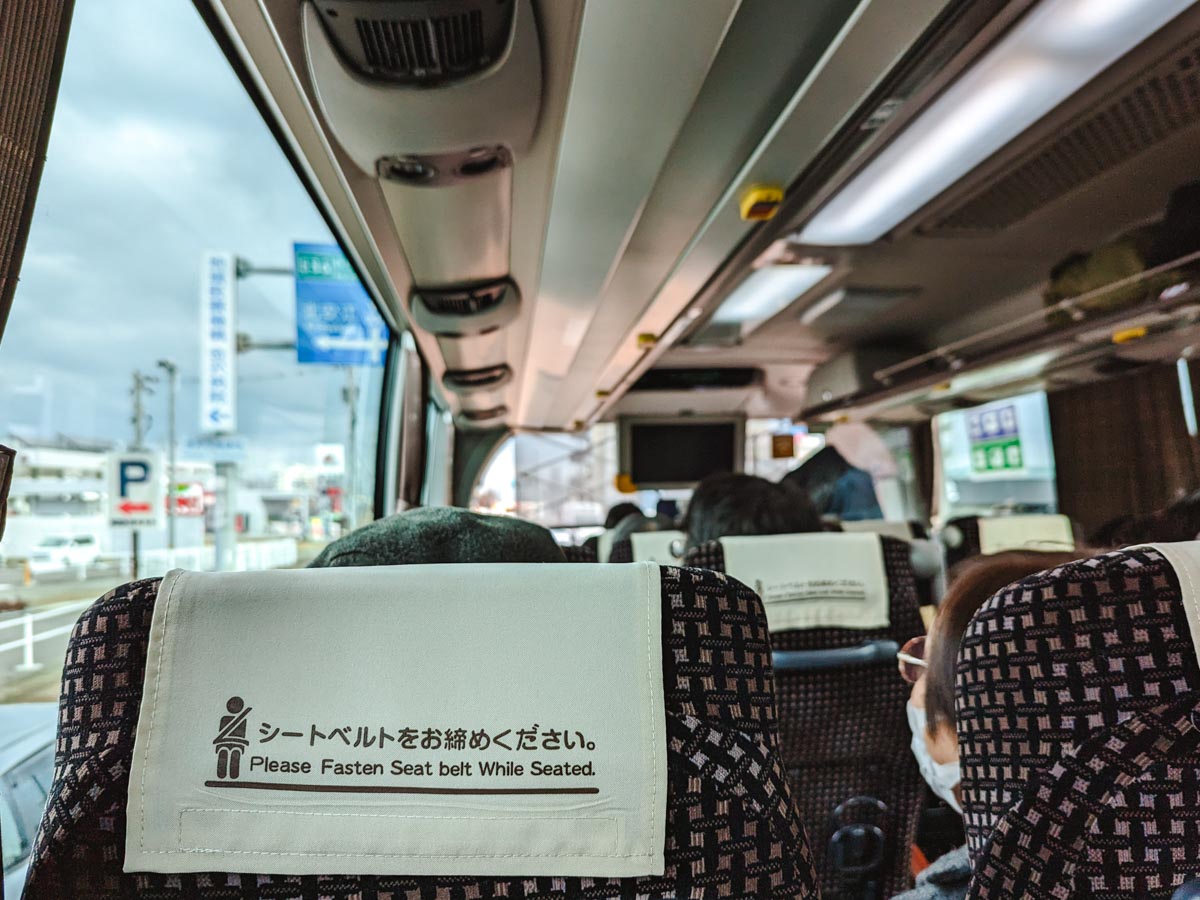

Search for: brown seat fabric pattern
xmin=25 ymin=568 xmax=820 ymax=899
xmin=685 ymin=535 xmax=926 ymax=899
xmin=957 ymin=547 xmax=1200 ymax=897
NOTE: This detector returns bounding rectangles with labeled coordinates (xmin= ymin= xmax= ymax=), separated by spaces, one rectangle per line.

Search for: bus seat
xmin=561 ymin=543 xmax=598 ymax=562
xmin=684 ymin=533 xmax=926 ymax=899
xmin=958 ymin=544 xmax=1200 ymax=897
xmin=839 ymin=519 xmax=923 ymax=541
xmin=607 ymin=530 xmax=685 ymax=564
xmin=23 ymin=566 xmax=820 ymax=899
xmin=940 ymin=513 xmax=1076 ymax=570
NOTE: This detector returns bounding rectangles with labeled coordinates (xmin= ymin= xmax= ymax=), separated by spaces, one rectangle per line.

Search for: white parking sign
xmin=108 ymin=452 xmax=164 ymax=529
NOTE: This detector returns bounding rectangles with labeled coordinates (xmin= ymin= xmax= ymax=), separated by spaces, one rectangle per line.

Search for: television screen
xmin=626 ymin=420 xmax=740 ymax=487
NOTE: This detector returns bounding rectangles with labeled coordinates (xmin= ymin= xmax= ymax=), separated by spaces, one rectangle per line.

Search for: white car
xmin=26 ymin=535 xmax=101 ymax=579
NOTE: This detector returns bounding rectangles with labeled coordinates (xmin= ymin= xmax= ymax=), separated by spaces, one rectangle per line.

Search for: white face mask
xmin=907 ymin=700 xmax=962 ymax=814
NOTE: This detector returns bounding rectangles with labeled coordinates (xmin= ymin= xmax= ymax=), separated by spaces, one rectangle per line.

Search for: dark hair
xmin=604 ymin=502 xmax=643 ymax=530
xmin=682 ymin=472 xmax=822 ymax=551
xmin=923 ymin=550 xmax=1087 ymax=735
xmin=782 ymin=446 xmax=852 ymax=515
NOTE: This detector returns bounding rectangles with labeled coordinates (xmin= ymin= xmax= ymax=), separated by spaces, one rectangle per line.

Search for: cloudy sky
xmin=0 ymin=0 xmax=382 ymax=474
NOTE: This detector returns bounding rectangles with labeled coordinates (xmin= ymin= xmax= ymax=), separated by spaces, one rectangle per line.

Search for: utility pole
xmin=157 ymin=359 xmax=178 ymax=556
xmin=130 ymin=370 xmax=156 ymax=579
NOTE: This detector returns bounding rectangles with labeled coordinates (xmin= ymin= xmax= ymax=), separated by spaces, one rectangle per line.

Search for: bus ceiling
xmin=196 ymin=0 xmax=1200 ymax=432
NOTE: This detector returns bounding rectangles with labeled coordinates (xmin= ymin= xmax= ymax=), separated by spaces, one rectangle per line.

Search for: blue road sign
xmin=294 ymin=242 xmax=387 ymax=367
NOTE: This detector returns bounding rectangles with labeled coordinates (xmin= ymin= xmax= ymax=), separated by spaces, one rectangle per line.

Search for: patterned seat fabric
xmin=607 ymin=537 xmax=633 ymax=563
xmin=561 ymin=544 xmax=597 ymax=563
xmin=957 ymin=547 xmax=1200 ymax=898
xmin=25 ymin=568 xmax=820 ymax=899
xmin=685 ymin=536 xmax=926 ymax=899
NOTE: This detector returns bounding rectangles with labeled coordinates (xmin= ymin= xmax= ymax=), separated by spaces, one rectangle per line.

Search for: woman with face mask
xmin=892 ymin=549 xmax=1086 ymax=900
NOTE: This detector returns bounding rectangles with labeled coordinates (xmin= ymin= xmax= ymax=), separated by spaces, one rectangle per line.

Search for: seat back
xmin=839 ymin=519 xmax=925 ymax=541
xmin=607 ymin=530 xmax=684 ymax=564
xmin=24 ymin=566 xmax=820 ymax=899
xmin=561 ymin=543 xmax=597 ymax=563
xmin=685 ymin=534 xmax=925 ymax=899
xmin=958 ymin=545 xmax=1200 ymax=898
xmin=940 ymin=513 xmax=1075 ymax=569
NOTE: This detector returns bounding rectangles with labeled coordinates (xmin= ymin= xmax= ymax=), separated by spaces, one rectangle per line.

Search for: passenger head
xmin=899 ymin=550 xmax=1086 ymax=812
xmin=604 ymin=502 xmax=643 ymax=530
xmin=782 ymin=446 xmax=852 ymax=515
xmin=682 ymin=472 xmax=822 ymax=551
xmin=308 ymin=507 xmax=566 ymax=567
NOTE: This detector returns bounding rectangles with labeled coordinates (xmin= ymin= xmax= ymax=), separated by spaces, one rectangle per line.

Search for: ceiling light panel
xmin=799 ymin=0 xmax=1196 ymax=246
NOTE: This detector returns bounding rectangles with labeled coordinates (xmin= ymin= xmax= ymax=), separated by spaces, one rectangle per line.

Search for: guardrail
xmin=0 ymin=598 xmax=92 ymax=674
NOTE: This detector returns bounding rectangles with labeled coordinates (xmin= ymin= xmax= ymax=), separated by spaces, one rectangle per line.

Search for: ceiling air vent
xmin=927 ymin=33 xmax=1200 ymax=234
xmin=411 ymin=278 xmax=519 ymax=336
xmin=442 ymin=363 xmax=513 ymax=394
xmin=315 ymin=0 xmax=515 ymax=87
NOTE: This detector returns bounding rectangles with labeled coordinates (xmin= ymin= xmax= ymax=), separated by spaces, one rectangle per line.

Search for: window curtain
xmin=0 ymin=0 xmax=75 ymax=342
xmin=908 ymin=421 xmax=936 ymax=523
xmin=1048 ymin=362 xmax=1200 ymax=538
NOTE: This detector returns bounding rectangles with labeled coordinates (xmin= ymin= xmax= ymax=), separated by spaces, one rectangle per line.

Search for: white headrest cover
xmin=977 ymin=514 xmax=1074 ymax=555
xmin=125 ymin=564 xmax=666 ymax=877
xmin=630 ymin=530 xmax=684 ymax=563
xmin=840 ymin=519 xmax=914 ymax=542
xmin=720 ymin=532 xmax=890 ymax=632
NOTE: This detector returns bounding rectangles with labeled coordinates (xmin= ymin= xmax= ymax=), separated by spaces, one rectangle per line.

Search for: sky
xmin=0 ymin=0 xmax=381 ymax=474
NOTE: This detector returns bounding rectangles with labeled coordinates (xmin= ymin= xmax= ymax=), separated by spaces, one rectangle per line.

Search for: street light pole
xmin=157 ymin=359 xmax=178 ymax=556
xmin=129 ymin=370 xmax=155 ymax=579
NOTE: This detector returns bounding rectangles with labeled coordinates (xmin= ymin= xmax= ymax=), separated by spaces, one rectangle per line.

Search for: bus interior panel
xmin=6 ymin=0 xmax=1200 ymax=898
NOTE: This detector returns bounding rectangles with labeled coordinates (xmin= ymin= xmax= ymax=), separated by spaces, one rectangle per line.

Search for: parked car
xmin=1 ymin=703 xmax=56 ymax=898
xmin=26 ymin=535 xmax=101 ymax=580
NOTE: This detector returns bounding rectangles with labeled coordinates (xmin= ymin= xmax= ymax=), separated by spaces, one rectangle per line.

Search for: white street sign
xmin=108 ymin=452 xmax=165 ymax=529
xmin=200 ymin=251 xmax=237 ymax=433
xmin=311 ymin=329 xmax=388 ymax=355
xmin=183 ymin=434 xmax=246 ymax=463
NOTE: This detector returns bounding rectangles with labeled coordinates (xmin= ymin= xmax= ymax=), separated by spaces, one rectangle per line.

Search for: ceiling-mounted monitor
xmin=618 ymin=416 xmax=745 ymax=490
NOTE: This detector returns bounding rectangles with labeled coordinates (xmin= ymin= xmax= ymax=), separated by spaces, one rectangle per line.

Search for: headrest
xmin=974 ymin=514 xmax=1074 ymax=555
xmin=718 ymin=532 xmax=890 ymax=632
xmin=629 ymin=529 xmax=685 ymax=563
xmin=308 ymin=507 xmax=567 ymax=567
xmin=840 ymin=519 xmax=914 ymax=541
xmin=956 ymin=545 xmax=1200 ymax=861
xmin=124 ymin=564 xmax=666 ymax=877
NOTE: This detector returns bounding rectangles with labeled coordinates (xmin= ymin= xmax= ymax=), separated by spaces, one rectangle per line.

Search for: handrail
xmin=773 ymin=640 xmax=900 ymax=673
xmin=873 ymin=248 xmax=1200 ymax=385
xmin=0 ymin=598 xmax=91 ymax=672
xmin=0 ymin=597 xmax=92 ymax=631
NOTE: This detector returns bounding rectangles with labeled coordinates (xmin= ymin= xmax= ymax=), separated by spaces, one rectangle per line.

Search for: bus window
xmin=0 ymin=1 xmax=390 ymax=706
